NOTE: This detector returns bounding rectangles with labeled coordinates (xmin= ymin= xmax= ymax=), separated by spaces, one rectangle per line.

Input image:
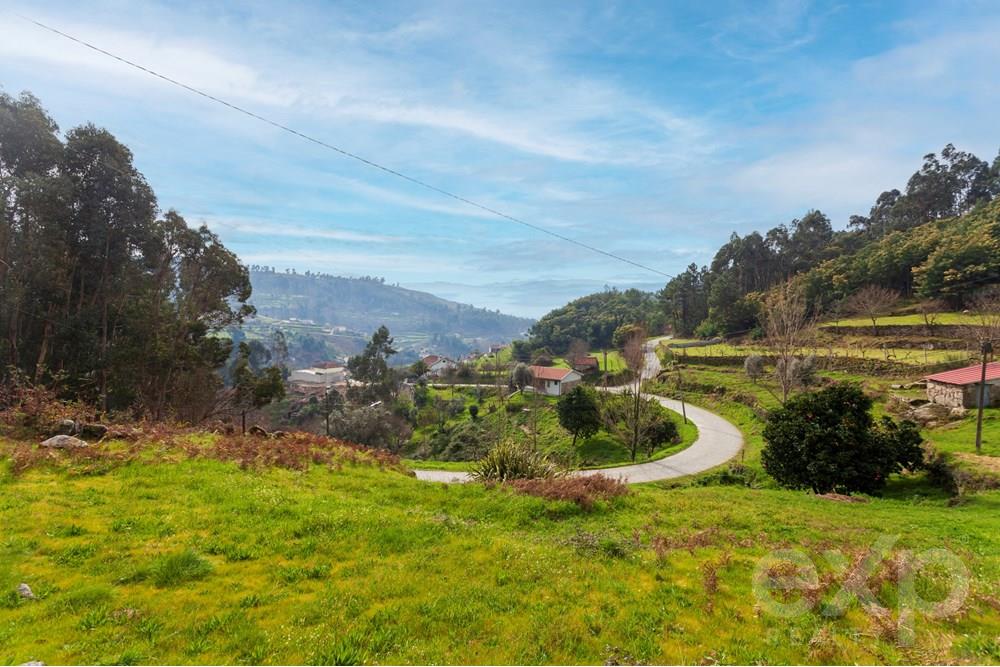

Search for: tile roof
xmin=925 ymin=361 xmax=1000 ymax=386
xmin=529 ymin=365 xmax=575 ymax=381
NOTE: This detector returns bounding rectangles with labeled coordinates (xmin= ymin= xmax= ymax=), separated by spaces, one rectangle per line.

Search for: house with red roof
xmin=925 ymin=361 xmax=1000 ymax=408
xmin=529 ymin=365 xmax=583 ymax=396
xmin=421 ymin=355 xmax=456 ymax=377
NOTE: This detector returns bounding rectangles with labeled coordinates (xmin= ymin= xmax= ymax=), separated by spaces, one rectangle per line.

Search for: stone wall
xmin=927 ymin=381 xmax=965 ymax=408
xmin=928 ymin=380 xmax=1000 ymax=408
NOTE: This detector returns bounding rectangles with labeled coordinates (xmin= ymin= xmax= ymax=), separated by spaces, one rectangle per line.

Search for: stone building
xmin=925 ymin=362 xmax=1000 ymax=408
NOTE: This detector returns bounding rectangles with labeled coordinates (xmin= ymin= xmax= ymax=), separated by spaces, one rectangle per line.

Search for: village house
xmin=289 ymin=366 xmax=348 ymax=388
xmin=528 ymin=365 xmax=583 ymax=396
xmin=925 ymin=361 xmax=1000 ymax=408
xmin=571 ymin=355 xmax=600 ymax=373
xmin=421 ymin=355 xmax=457 ymax=376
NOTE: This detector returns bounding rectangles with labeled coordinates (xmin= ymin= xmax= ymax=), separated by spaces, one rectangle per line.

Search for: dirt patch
xmin=954 ymin=452 xmax=1000 ymax=475
xmin=816 ymin=493 xmax=869 ymax=503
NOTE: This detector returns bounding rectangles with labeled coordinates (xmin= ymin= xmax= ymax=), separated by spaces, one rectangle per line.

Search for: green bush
xmin=761 ymin=383 xmax=924 ymax=494
xmin=471 ymin=440 xmax=560 ymax=482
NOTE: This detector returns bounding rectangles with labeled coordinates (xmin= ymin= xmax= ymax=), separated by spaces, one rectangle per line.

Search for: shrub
xmin=471 ymin=440 xmax=559 ymax=481
xmin=761 ymin=383 xmax=924 ymax=494
xmin=509 ymin=474 xmax=628 ymax=510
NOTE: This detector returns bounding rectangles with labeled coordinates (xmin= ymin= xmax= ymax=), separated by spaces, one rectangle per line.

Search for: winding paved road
xmin=411 ymin=337 xmax=743 ymax=484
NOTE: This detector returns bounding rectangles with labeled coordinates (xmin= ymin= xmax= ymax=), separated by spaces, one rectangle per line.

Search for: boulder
xmin=40 ymin=435 xmax=89 ymax=449
xmin=78 ymin=423 xmax=109 ymax=440
xmin=270 ymin=430 xmax=289 ymax=439
xmin=907 ymin=398 xmax=929 ymax=407
xmin=910 ymin=402 xmax=951 ymax=425
xmin=56 ymin=419 xmax=78 ymax=435
xmin=17 ymin=583 xmax=35 ymax=600
xmin=905 ymin=380 xmax=928 ymax=389
xmin=248 ymin=425 xmax=269 ymax=437
xmin=950 ymin=407 xmax=968 ymax=418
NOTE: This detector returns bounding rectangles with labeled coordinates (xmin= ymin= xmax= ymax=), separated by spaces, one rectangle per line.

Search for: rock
xmin=56 ymin=419 xmax=78 ymax=435
xmin=248 ymin=425 xmax=269 ymax=437
xmin=78 ymin=423 xmax=108 ymax=440
xmin=890 ymin=383 xmax=904 ymax=389
xmin=17 ymin=583 xmax=35 ymax=600
xmin=950 ymin=407 xmax=968 ymax=418
xmin=19 ymin=661 xmax=45 ymax=666
xmin=270 ymin=430 xmax=289 ymax=439
xmin=905 ymin=380 xmax=928 ymax=389
xmin=39 ymin=435 xmax=89 ymax=449
xmin=907 ymin=398 xmax=929 ymax=407
xmin=910 ymin=402 xmax=951 ymax=424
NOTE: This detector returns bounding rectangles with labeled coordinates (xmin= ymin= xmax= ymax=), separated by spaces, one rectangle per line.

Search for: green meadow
xmin=2 ymin=439 xmax=999 ymax=665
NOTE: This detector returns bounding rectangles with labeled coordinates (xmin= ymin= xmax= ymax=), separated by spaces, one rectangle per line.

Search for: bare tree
xmin=744 ymin=354 xmax=765 ymax=384
xmin=764 ymin=282 xmax=814 ymax=403
xmin=844 ymin=285 xmax=900 ymax=335
xmin=917 ymin=298 xmax=946 ymax=334
xmin=568 ymin=338 xmax=590 ymax=365
xmin=618 ymin=325 xmax=651 ymax=459
xmin=600 ymin=390 xmax=657 ymax=462
xmin=967 ymin=287 xmax=1000 ymax=347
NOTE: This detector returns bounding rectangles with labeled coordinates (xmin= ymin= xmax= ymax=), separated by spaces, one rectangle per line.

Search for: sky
xmin=2 ymin=1 xmax=1000 ymax=318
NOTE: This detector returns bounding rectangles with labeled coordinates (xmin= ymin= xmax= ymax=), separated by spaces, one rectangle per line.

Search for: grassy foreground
xmin=1 ymin=436 xmax=1000 ymax=665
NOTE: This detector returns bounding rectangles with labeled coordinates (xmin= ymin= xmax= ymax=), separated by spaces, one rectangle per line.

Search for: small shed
xmin=925 ymin=362 xmax=1000 ymax=408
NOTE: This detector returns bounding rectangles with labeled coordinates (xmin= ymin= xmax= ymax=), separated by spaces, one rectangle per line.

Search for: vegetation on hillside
xmin=249 ymin=268 xmax=533 ymax=342
xmin=523 ymin=288 xmax=663 ymax=354
xmin=0 ymin=92 xmax=254 ymax=420
xmin=655 ymin=144 xmax=1000 ymax=337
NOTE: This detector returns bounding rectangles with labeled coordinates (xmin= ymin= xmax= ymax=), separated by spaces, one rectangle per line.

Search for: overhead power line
xmin=18 ymin=14 xmax=674 ymax=280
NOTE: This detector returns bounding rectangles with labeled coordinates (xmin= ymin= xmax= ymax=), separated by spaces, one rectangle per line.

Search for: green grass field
xmin=821 ymin=312 xmax=983 ymax=328
xmin=1 ymin=440 xmax=999 ymax=665
xmin=663 ymin=340 xmax=971 ymax=367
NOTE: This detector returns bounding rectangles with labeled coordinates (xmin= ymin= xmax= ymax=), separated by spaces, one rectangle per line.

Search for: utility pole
xmin=975 ymin=341 xmax=992 ymax=455
xmin=677 ymin=366 xmax=687 ymax=424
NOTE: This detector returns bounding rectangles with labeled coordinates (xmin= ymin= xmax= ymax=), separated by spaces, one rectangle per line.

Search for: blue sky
xmin=2 ymin=1 xmax=1000 ymax=318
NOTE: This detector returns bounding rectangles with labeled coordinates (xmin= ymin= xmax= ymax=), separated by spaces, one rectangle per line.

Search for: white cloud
xmin=203 ymin=217 xmax=404 ymax=243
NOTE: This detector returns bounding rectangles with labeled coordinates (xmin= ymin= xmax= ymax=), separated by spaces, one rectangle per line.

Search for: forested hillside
xmin=658 ymin=144 xmax=1000 ymax=336
xmin=248 ymin=268 xmax=533 ymax=340
xmin=524 ymin=288 xmax=663 ymax=354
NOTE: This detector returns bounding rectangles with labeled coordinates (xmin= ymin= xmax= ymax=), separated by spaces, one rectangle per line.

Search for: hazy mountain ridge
xmin=248 ymin=269 xmax=534 ymax=341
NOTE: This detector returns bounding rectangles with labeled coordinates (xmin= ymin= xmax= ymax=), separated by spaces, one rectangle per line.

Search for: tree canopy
xmin=761 ymin=384 xmax=924 ymax=494
xmin=0 ymin=91 xmax=253 ymax=418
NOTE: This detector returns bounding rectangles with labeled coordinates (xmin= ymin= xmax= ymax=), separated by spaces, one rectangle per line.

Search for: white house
xmin=422 ymin=355 xmax=457 ymax=376
xmin=528 ymin=365 xmax=583 ymax=396
xmin=289 ymin=366 xmax=348 ymax=387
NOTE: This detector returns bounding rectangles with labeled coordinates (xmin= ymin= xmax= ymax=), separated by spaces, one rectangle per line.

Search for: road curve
xmin=412 ymin=336 xmax=743 ymax=483
xmin=411 ymin=397 xmax=743 ymax=484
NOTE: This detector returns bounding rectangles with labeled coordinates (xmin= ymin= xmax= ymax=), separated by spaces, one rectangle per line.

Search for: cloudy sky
xmin=2 ymin=1 xmax=999 ymax=317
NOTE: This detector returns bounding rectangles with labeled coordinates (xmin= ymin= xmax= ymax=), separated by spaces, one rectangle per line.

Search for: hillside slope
xmin=249 ymin=270 xmax=533 ymax=340
xmin=1 ymin=433 xmax=999 ymax=665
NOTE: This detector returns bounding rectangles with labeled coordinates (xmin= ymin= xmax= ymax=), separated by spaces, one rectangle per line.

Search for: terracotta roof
xmin=529 ymin=365 xmax=575 ymax=381
xmin=573 ymin=356 xmax=599 ymax=366
xmin=926 ymin=361 xmax=1000 ymax=386
xmin=422 ymin=355 xmax=440 ymax=365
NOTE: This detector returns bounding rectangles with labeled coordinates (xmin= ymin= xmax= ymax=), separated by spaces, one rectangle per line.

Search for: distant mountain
xmin=247 ymin=269 xmax=534 ymax=343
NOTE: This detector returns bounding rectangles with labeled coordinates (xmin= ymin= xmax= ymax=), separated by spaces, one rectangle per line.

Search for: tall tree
xmin=556 ymin=385 xmax=601 ymax=448
xmin=347 ymin=325 xmax=397 ymax=403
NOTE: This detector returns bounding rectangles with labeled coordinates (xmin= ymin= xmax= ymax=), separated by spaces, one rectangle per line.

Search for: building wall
xmin=927 ymin=381 xmax=964 ymax=408
xmin=928 ymin=380 xmax=1000 ymax=408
